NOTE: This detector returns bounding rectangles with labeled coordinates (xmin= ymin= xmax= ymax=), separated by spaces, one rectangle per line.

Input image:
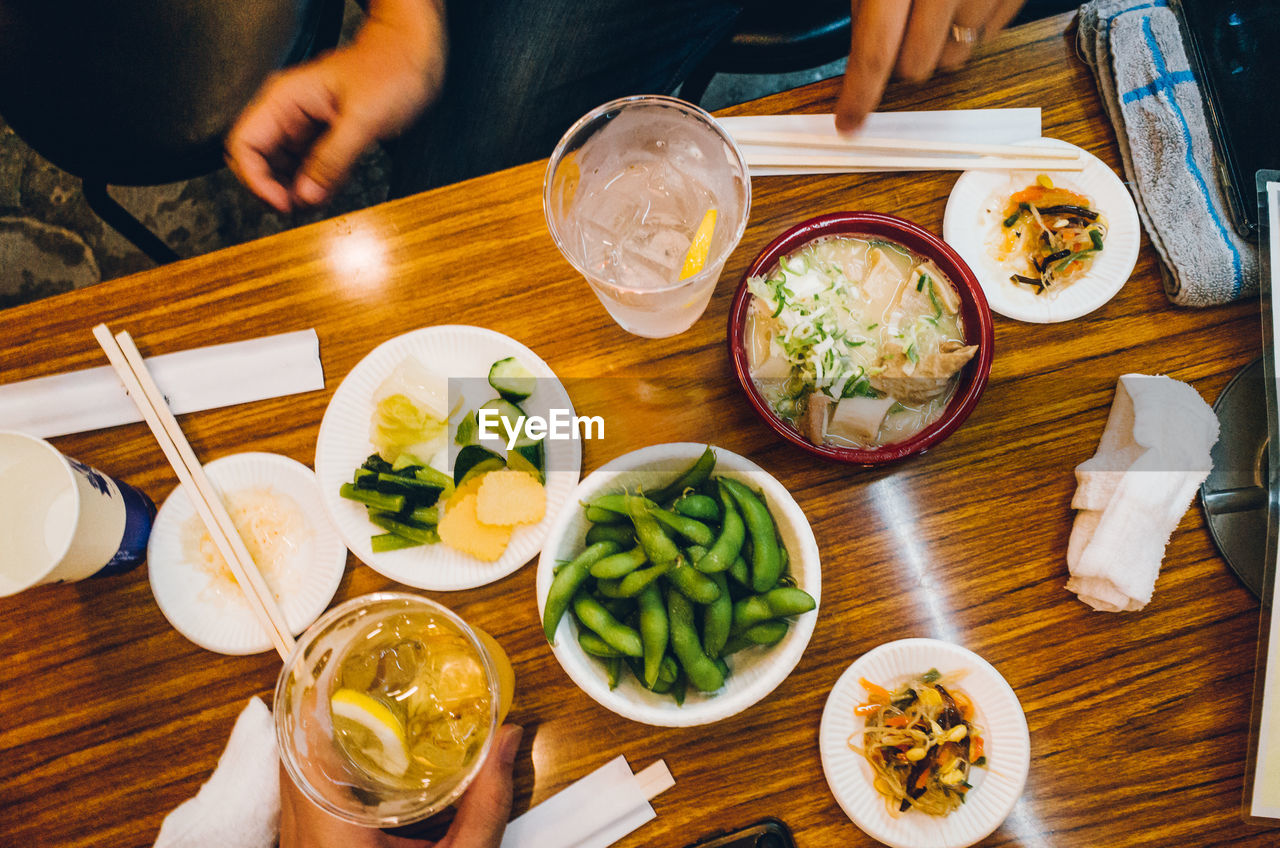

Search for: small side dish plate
xmin=315 ymin=325 xmax=582 ymax=591
xmin=820 ymin=638 xmax=1030 ymax=848
xmin=148 ymin=452 xmax=347 ymax=655
xmin=537 ymin=442 xmax=821 ymax=727
xmin=943 ymin=138 xmax=1139 ymax=323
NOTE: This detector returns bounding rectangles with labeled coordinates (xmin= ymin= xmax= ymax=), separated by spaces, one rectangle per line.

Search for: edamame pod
xmin=604 ymin=656 xmax=623 ymax=689
xmin=727 ymin=555 xmax=750 ymax=587
xmin=614 ymin=558 xmax=675 ymax=596
xmin=702 ymin=572 xmax=732 ymax=659
xmin=572 ymin=593 xmax=643 ymax=657
xmin=742 ymin=619 xmax=789 ymax=646
xmin=585 ymin=522 xmax=636 ymax=547
xmin=731 ymin=587 xmax=816 ymax=633
xmin=543 ymin=541 xmax=620 ymax=643
xmin=666 ymin=587 xmax=725 ymax=693
xmin=589 ymin=545 xmax=648 ymax=578
xmin=673 ymin=493 xmax=720 ymax=522
xmin=638 ymin=584 xmax=669 ymax=688
xmin=647 ymin=445 xmax=716 ymax=505
xmin=692 ymin=484 xmax=745 ymax=573
xmin=669 ymin=561 xmax=722 ymax=604
xmin=648 ymin=507 xmax=715 ymax=547
xmin=579 ymin=630 xmax=625 ymax=657
xmin=626 ymin=495 xmax=681 ymax=566
xmin=720 ymin=477 xmax=782 ymax=592
xmin=584 ymin=505 xmax=627 ymax=525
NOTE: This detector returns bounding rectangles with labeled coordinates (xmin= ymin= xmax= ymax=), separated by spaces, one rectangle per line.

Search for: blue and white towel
xmin=1079 ymin=0 xmax=1259 ymax=306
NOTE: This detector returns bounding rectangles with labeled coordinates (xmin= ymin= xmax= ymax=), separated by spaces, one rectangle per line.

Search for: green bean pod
xmin=669 ymin=561 xmax=722 ymax=604
xmin=666 ymin=587 xmax=725 ymax=693
xmin=589 ymin=545 xmax=648 ymax=578
xmin=626 ymin=495 xmax=681 ymax=566
xmin=543 ymin=541 xmax=620 ymax=643
xmin=572 ymin=593 xmax=643 ymax=657
xmin=692 ymin=484 xmax=745 ymax=573
xmin=638 ymin=584 xmax=669 ymax=688
xmin=702 ymin=573 xmax=732 ymax=659
xmin=720 ymin=477 xmax=782 ymax=592
xmin=673 ymin=493 xmax=720 ymax=522
xmin=647 ymin=445 xmax=716 ymax=505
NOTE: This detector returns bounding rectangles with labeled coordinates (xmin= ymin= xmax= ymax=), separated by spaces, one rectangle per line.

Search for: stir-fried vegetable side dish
xmin=541 ymin=446 xmax=817 ymax=704
xmin=745 ymin=236 xmax=978 ymax=448
xmin=854 ymin=669 xmax=986 ymax=816
xmin=993 ymin=175 xmax=1107 ymax=295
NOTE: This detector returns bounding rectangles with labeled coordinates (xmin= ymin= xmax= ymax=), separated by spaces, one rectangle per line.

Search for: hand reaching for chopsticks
xmin=835 ymin=0 xmax=1030 ymax=133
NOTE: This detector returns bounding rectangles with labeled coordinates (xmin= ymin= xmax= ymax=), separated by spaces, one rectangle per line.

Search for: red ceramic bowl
xmin=728 ymin=211 xmax=994 ymax=466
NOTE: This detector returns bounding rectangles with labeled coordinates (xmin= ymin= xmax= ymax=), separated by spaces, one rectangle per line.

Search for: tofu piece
xmin=828 ymin=395 xmax=898 ymax=444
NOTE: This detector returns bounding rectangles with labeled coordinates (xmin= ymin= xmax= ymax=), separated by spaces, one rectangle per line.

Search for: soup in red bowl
xmin=728 ymin=211 xmax=994 ymax=466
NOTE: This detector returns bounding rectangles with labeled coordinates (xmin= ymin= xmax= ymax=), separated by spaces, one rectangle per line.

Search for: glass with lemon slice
xmin=275 ymin=593 xmax=514 ymax=828
xmin=544 ymin=95 xmax=751 ymax=338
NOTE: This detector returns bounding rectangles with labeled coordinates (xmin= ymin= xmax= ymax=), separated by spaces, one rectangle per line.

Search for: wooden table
xmin=0 ymin=13 xmax=1269 ymax=847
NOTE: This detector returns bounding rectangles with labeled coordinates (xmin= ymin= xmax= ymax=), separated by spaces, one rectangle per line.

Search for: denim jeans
xmin=389 ymin=0 xmax=743 ymax=196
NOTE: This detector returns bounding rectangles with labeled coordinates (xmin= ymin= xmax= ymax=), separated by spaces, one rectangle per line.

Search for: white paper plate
xmin=943 ymin=138 xmax=1140 ymax=323
xmin=537 ymin=442 xmax=821 ymax=727
xmin=315 ymin=325 xmax=581 ymax=591
xmin=820 ymin=639 xmax=1030 ymax=848
xmin=148 ymin=452 xmax=347 ymax=655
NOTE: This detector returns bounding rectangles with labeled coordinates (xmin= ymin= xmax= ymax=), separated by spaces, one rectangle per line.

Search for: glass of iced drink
xmin=275 ymin=592 xmax=514 ymax=828
xmin=544 ymin=95 xmax=751 ymax=338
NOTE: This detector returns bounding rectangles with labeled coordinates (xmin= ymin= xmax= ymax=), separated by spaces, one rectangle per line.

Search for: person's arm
xmin=834 ymin=0 xmax=1029 ymax=133
xmin=225 ymin=0 xmax=446 ymax=212
xmin=278 ymin=724 xmax=523 ymax=848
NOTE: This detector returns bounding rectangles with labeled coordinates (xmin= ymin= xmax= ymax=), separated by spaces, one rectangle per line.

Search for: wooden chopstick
xmin=742 ymin=152 xmax=1086 ymax=172
xmin=92 ymin=324 xmax=296 ymax=660
xmin=731 ymin=130 xmax=1083 ymax=160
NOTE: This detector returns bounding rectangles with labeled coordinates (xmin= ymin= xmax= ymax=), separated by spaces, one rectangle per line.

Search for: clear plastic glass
xmin=544 ymin=95 xmax=752 ymax=338
xmin=275 ymin=592 xmax=513 ymax=828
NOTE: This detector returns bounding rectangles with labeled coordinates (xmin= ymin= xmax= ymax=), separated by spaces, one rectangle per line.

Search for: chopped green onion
xmin=905 ymin=344 xmax=918 ymax=364
xmin=1088 ymin=228 xmax=1105 ymax=251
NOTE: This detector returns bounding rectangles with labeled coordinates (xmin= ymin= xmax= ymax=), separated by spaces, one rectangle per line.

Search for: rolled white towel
xmin=153 ymin=697 xmax=280 ymax=848
xmin=1066 ymin=374 xmax=1218 ymax=611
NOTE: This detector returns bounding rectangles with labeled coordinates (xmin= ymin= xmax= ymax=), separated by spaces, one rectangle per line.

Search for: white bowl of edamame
xmin=536 ymin=442 xmax=821 ymax=726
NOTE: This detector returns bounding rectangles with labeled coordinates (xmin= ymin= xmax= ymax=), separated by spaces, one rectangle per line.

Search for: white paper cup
xmin=0 ymin=431 xmax=155 ymax=596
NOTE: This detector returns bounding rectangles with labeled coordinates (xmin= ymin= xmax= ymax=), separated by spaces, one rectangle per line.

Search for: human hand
xmin=278 ymin=724 xmax=523 ymax=848
xmin=225 ymin=0 xmax=446 ymax=212
xmin=834 ymin=0 xmax=1028 ymax=133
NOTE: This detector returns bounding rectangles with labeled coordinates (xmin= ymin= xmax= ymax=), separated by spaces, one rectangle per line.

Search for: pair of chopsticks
xmin=93 ymin=324 xmax=296 ymax=660
xmin=732 ymin=129 xmax=1085 ymax=173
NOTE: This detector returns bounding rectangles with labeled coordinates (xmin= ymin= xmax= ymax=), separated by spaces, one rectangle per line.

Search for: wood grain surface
xmin=0 ymin=13 xmax=1270 ymax=848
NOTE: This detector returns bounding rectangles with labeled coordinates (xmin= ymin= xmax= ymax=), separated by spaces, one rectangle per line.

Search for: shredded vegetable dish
xmin=853 ymin=669 xmax=986 ymax=816
xmin=993 ymin=175 xmax=1106 ymax=296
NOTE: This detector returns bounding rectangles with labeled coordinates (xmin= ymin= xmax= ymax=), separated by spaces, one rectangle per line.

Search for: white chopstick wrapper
xmin=501 ymin=756 xmax=673 ymax=848
xmin=0 ymin=330 xmax=324 ymax=438
xmin=720 ymin=109 xmax=1042 ymax=176
xmin=1066 ymin=374 xmax=1219 ymax=611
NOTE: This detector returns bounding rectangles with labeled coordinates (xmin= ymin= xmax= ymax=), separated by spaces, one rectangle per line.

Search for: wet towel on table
xmin=1078 ymin=0 xmax=1258 ymax=306
xmin=1066 ymin=374 xmax=1218 ymax=611
xmin=153 ymin=698 xmax=279 ymax=848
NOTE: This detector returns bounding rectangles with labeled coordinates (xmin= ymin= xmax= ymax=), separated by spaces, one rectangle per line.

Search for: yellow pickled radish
xmin=330 ymin=688 xmax=410 ymax=776
xmin=679 ymin=208 xmax=718 ymax=280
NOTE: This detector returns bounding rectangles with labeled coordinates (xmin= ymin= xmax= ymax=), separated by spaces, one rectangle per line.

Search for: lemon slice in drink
xmin=330 ymin=688 xmax=410 ymax=777
xmin=679 ymin=208 xmax=718 ymax=280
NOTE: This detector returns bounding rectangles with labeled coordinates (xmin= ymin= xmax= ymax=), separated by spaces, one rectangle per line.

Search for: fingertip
xmin=293 ymin=174 xmax=328 ymax=207
xmin=498 ymin=724 xmax=524 ymax=768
